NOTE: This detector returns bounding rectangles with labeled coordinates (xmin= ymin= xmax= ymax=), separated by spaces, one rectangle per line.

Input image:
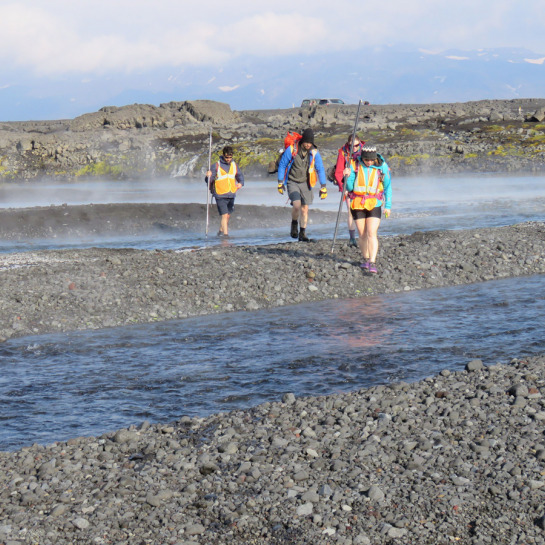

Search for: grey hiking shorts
xmin=287 ymin=180 xmax=314 ymax=206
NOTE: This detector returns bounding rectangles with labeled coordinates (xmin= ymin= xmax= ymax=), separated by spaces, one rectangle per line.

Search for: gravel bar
xmin=1 ymin=221 xmax=545 ymax=544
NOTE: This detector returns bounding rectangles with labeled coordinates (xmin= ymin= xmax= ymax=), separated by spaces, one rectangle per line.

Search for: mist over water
xmin=0 ymin=174 xmax=543 ymax=253
xmin=1 ymin=174 xmax=544 ymax=450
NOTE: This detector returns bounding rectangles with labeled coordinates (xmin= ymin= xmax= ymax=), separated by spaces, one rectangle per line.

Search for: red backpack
xmin=283 ymin=131 xmax=302 ymax=151
xmin=267 ymin=131 xmax=303 ymax=174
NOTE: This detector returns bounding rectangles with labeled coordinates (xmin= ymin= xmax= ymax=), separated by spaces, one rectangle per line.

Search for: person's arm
xmin=381 ymin=163 xmax=392 ymax=212
xmin=277 ymin=147 xmax=292 ymax=184
xmin=206 ymin=164 xmax=217 ymax=183
xmin=345 ymin=168 xmax=356 ymax=193
xmin=314 ymin=151 xmax=326 ymax=187
xmin=235 ymin=163 xmax=244 ymax=188
xmin=334 ymin=149 xmax=345 ymax=188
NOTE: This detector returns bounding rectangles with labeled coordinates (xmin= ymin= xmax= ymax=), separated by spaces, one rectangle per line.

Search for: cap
xmin=360 ymin=146 xmax=377 ymax=161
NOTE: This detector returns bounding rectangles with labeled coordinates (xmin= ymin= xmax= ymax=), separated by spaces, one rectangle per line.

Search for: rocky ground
xmin=2 ymin=203 xmax=545 ymax=544
xmin=2 ymin=352 xmax=545 ymax=545
xmin=1 ymin=98 xmax=545 ymax=181
xmin=0 ymin=205 xmax=544 ymax=342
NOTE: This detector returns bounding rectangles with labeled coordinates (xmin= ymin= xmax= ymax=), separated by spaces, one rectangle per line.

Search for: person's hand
xmin=235 ymin=183 xmax=242 ymax=190
xmin=384 ymin=209 xmax=391 ymax=218
xmin=277 ymin=182 xmax=285 ymax=195
xmin=206 ymin=170 xmax=212 ymax=177
xmin=343 ymin=167 xmax=351 ymax=177
xmin=319 ymin=186 xmax=327 ymax=200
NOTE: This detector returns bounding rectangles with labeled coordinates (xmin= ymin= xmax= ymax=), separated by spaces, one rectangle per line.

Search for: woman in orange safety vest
xmin=343 ymin=146 xmax=392 ymax=274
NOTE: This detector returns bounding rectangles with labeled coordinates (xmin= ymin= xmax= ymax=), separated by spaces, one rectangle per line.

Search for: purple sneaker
xmin=360 ymin=261 xmax=370 ymax=270
xmin=369 ymin=262 xmax=378 ymax=274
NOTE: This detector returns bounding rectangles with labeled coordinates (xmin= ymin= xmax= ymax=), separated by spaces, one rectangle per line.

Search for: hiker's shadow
xmin=241 ymin=242 xmax=359 ymax=268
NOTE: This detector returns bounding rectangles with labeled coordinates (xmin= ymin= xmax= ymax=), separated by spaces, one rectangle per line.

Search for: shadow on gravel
xmin=242 ymin=243 xmax=357 ymax=268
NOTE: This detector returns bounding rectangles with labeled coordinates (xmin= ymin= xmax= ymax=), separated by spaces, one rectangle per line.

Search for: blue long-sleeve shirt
xmin=277 ymin=145 xmax=326 ymax=187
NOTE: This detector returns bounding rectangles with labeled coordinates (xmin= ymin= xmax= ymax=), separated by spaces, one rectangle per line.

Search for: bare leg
xmin=354 ymin=218 xmax=367 ymax=260
xmin=363 ymin=216 xmax=381 ymax=262
xmin=292 ymin=200 xmax=301 ymax=221
xmin=346 ymin=198 xmax=355 ymax=232
xmin=220 ymin=213 xmax=230 ymax=235
xmin=300 ymin=204 xmax=309 ymax=228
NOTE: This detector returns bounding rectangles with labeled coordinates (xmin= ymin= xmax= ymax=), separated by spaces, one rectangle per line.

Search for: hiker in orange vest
xmin=344 ymin=146 xmax=392 ymax=274
xmin=277 ymin=128 xmax=327 ymax=242
xmin=334 ymin=133 xmax=364 ymax=247
xmin=205 ymin=146 xmax=244 ymax=237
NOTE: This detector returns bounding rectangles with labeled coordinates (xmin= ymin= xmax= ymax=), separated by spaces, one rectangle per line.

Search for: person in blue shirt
xmin=277 ymin=128 xmax=327 ymax=242
xmin=343 ymin=146 xmax=391 ymax=273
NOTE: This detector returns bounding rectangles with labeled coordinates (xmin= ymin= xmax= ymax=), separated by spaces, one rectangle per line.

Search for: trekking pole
xmin=330 ymin=99 xmax=363 ymax=253
xmin=205 ymin=128 xmax=212 ymax=237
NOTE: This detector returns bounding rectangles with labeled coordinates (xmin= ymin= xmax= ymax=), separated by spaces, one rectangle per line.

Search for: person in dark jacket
xmin=277 ymin=128 xmax=327 ymax=242
xmin=205 ymin=146 xmax=244 ymax=236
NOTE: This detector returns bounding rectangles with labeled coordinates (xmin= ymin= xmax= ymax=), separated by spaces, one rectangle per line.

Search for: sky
xmin=0 ymin=0 xmax=544 ymax=120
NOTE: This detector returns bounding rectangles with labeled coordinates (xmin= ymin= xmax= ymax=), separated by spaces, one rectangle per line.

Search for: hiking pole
xmin=331 ymin=99 xmax=363 ymax=253
xmin=205 ymin=128 xmax=212 ymax=237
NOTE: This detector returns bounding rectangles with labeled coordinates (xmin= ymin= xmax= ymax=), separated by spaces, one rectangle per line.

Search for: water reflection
xmin=1 ymin=274 xmax=544 ymax=451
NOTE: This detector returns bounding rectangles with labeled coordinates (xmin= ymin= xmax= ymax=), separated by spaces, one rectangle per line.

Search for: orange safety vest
xmin=288 ymin=144 xmax=318 ymax=187
xmin=214 ymin=161 xmax=238 ymax=196
xmin=350 ymin=165 xmax=384 ymax=211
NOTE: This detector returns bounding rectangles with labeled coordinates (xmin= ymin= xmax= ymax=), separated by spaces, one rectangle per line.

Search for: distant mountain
xmin=1 ymin=46 xmax=543 ymax=121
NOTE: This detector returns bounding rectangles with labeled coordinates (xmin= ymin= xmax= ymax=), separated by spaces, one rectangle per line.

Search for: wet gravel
xmin=1 ymin=210 xmax=545 ymax=544
xmin=2 ymin=355 xmax=545 ymax=544
xmin=1 ymin=219 xmax=544 ymax=343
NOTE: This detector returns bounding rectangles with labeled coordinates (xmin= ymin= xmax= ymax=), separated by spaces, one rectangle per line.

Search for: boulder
xmin=528 ymin=107 xmax=545 ymax=122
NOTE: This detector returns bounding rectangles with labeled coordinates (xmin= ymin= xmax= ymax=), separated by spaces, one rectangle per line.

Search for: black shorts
xmin=216 ymin=197 xmax=235 ymax=216
xmin=351 ymin=207 xmax=382 ymax=220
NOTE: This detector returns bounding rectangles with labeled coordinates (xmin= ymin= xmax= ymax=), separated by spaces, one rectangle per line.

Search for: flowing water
xmin=1 ymin=174 xmax=544 ymax=252
xmin=1 ymin=174 xmax=544 ymax=451
xmin=1 ymin=274 xmax=544 ymax=451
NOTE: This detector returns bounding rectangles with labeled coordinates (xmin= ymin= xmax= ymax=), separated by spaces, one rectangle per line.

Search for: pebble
xmin=1 ymin=355 xmax=545 ymax=543
xmin=1 ymin=219 xmax=545 ymax=544
xmin=1 ymin=221 xmax=544 ymax=342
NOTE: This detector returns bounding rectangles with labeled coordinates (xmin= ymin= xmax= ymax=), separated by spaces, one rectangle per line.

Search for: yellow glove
xmin=319 ymin=186 xmax=327 ymax=200
xmin=277 ymin=182 xmax=285 ymax=195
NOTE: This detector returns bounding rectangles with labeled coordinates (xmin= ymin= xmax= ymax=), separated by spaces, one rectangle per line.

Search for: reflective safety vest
xmin=287 ymin=144 xmax=318 ymax=187
xmin=350 ymin=165 xmax=384 ymax=211
xmin=214 ymin=161 xmax=238 ymax=196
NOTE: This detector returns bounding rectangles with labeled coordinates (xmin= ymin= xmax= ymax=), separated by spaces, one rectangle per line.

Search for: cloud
xmin=0 ymin=0 xmax=543 ymax=80
xmin=525 ymin=57 xmax=545 ymax=65
xmin=218 ymin=85 xmax=240 ymax=92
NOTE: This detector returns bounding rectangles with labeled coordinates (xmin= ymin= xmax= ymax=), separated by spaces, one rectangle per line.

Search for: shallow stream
xmin=1 ymin=274 xmax=544 ymax=451
xmin=1 ymin=174 xmax=544 ymax=252
xmin=1 ymin=174 xmax=544 ymax=451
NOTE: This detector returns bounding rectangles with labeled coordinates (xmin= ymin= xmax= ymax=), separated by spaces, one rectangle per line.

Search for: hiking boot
xmin=369 ymin=262 xmax=378 ymax=274
xmin=290 ymin=220 xmax=299 ymax=238
xmin=349 ymin=237 xmax=357 ymax=247
xmin=298 ymin=229 xmax=310 ymax=242
xmin=360 ymin=261 xmax=369 ymax=270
